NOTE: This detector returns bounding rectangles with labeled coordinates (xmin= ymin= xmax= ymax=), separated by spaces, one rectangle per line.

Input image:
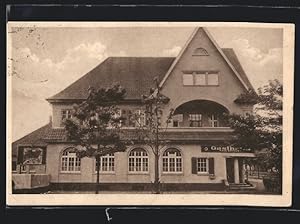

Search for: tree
xmin=64 ymin=84 xmax=127 ymax=194
xmin=134 ymin=77 xmax=174 ymax=194
xmin=226 ymin=79 xmax=282 ymax=191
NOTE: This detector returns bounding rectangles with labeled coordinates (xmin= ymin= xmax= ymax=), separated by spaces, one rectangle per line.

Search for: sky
xmin=8 ymin=24 xmax=283 ymax=141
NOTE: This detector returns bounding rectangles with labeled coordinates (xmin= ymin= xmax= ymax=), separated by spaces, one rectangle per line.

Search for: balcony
xmin=170 ymin=100 xmax=230 ymax=129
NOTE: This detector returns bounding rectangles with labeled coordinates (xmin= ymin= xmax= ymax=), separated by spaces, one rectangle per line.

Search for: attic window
xmin=193 ymin=48 xmax=209 ymax=56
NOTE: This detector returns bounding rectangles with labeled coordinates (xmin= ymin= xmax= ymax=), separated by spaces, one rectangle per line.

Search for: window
xmin=61 ymin=148 xmax=81 ymax=172
xmin=182 ymin=72 xmax=219 ymax=86
xmin=134 ymin=110 xmax=146 ymax=127
xmin=193 ymin=48 xmax=209 ymax=56
xmin=122 ymin=109 xmax=146 ymax=127
xmin=207 ymin=73 xmax=219 ymax=85
xmin=209 ymin=114 xmax=219 ymax=127
xmin=183 ymin=74 xmax=194 ymax=85
xmin=197 ymin=158 xmax=208 ymax=173
xmin=95 ymin=153 xmax=115 ymax=172
xmin=62 ymin=109 xmax=72 ymax=121
xmin=162 ymin=148 xmax=182 ymax=173
xmin=195 ymin=74 xmax=206 ymax=85
xmin=189 ymin=114 xmax=202 ymax=127
xmin=172 ymin=114 xmax=183 ymax=127
xmin=126 ymin=110 xmax=135 ymax=127
xmin=109 ymin=109 xmax=122 ymax=127
xmin=128 ymin=148 xmax=149 ymax=173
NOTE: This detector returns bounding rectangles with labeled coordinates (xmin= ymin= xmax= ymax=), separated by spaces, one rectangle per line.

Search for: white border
xmin=6 ymin=22 xmax=294 ymax=206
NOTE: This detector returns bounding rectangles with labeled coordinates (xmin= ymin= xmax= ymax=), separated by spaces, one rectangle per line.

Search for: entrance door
xmin=226 ymin=158 xmax=234 ymax=183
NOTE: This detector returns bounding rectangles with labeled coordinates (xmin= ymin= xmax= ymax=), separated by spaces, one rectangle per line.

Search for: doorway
xmin=226 ymin=158 xmax=235 ymax=183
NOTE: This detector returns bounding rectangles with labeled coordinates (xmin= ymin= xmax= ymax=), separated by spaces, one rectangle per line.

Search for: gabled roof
xmin=159 ymin=27 xmax=254 ymax=91
xmin=222 ymin=48 xmax=254 ymax=91
xmin=47 ymin=57 xmax=175 ymax=102
xmin=12 ymin=123 xmax=51 ymax=156
xmin=47 ymin=27 xmax=254 ymax=102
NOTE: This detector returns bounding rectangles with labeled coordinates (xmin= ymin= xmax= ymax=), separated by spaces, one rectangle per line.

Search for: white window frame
xmin=61 ymin=148 xmax=81 ymax=173
xmin=128 ymin=148 xmax=149 ymax=173
xmin=207 ymin=73 xmax=219 ymax=86
xmin=182 ymin=72 xmax=219 ymax=86
xmin=95 ymin=153 xmax=115 ymax=173
xmin=189 ymin=114 xmax=202 ymax=127
xmin=134 ymin=109 xmax=146 ymax=127
xmin=194 ymin=73 xmax=206 ymax=85
xmin=197 ymin=158 xmax=209 ymax=174
xmin=182 ymin=74 xmax=194 ymax=86
xmin=162 ymin=149 xmax=183 ymax=173
xmin=209 ymin=114 xmax=219 ymax=127
xmin=61 ymin=109 xmax=72 ymax=121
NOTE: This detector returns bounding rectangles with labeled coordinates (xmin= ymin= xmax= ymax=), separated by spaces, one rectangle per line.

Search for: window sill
xmin=93 ymin=172 xmax=115 ymax=175
xmin=128 ymin=172 xmax=149 ymax=175
xmin=60 ymin=171 xmax=81 ymax=174
xmin=196 ymin=172 xmax=209 ymax=176
xmin=162 ymin=172 xmax=183 ymax=175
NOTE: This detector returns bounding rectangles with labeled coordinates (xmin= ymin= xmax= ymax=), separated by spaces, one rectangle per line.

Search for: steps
xmin=228 ymin=183 xmax=256 ymax=191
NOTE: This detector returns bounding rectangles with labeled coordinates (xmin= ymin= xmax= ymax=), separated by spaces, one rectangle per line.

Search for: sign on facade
xmin=201 ymin=145 xmax=252 ymax=153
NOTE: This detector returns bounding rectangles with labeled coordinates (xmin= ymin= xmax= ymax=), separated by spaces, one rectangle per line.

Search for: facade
xmin=12 ymin=27 xmax=256 ymax=191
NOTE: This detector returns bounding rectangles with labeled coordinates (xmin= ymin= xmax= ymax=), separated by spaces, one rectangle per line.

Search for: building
xmin=12 ymin=27 xmax=256 ymax=192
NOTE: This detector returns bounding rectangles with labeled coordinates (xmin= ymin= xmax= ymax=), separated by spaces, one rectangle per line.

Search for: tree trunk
xmin=154 ymin=150 xmax=160 ymax=194
xmin=96 ymin=155 xmax=100 ymax=194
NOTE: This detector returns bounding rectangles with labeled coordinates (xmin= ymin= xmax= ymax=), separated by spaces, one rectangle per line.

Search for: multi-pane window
xmin=197 ymin=158 xmax=208 ymax=173
xmin=162 ymin=148 xmax=182 ymax=173
xmin=128 ymin=148 xmax=149 ymax=173
xmin=189 ymin=114 xmax=202 ymax=127
xmin=62 ymin=109 xmax=72 ymax=121
xmin=194 ymin=74 xmax=206 ymax=85
xmin=183 ymin=74 xmax=194 ymax=85
xmin=126 ymin=110 xmax=135 ymax=127
xmin=121 ymin=109 xmax=146 ymax=127
xmin=95 ymin=153 xmax=115 ymax=172
xmin=61 ymin=148 xmax=81 ymax=172
xmin=207 ymin=73 xmax=219 ymax=85
xmin=134 ymin=110 xmax=146 ymax=127
xmin=209 ymin=114 xmax=219 ymax=127
xmin=172 ymin=114 xmax=183 ymax=127
xmin=182 ymin=72 xmax=219 ymax=86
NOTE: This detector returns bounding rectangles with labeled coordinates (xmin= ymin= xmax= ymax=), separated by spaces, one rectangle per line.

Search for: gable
xmin=159 ymin=27 xmax=254 ymax=114
xmin=159 ymin=27 xmax=252 ymax=91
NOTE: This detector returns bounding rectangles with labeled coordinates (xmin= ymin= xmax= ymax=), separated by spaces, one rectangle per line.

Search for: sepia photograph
xmin=6 ymin=22 xmax=294 ymax=206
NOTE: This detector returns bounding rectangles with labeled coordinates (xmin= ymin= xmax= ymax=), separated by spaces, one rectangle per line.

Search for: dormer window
xmin=193 ymin=48 xmax=209 ymax=56
xmin=61 ymin=109 xmax=72 ymax=125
